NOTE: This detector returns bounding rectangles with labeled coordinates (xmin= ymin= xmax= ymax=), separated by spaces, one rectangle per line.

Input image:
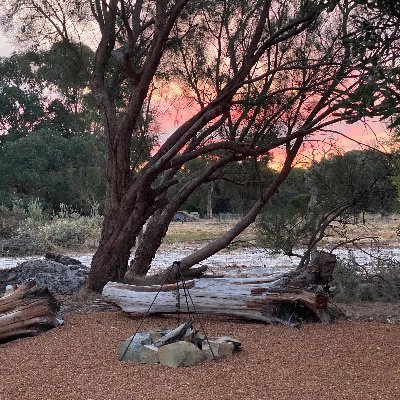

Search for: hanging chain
xmin=120 ymin=260 xmax=216 ymax=361
xmin=175 ymin=280 xmax=181 ymax=324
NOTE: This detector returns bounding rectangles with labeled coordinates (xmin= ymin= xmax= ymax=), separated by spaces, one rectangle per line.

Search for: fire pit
xmin=118 ymin=321 xmax=241 ymax=367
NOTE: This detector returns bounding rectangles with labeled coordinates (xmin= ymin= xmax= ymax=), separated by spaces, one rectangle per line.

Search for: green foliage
xmin=0 ymin=199 xmax=49 ymax=255
xmin=40 ymin=201 xmax=102 ymax=249
xmin=333 ymin=256 xmax=400 ymax=302
xmin=0 ymin=204 xmax=26 ymax=239
xmin=0 ymin=199 xmax=103 ymax=254
xmin=44 ymin=208 xmax=102 ymax=249
xmin=0 ymin=129 xmax=106 ymax=213
xmin=44 ymin=219 xmax=91 ymax=248
xmin=0 ymin=43 xmax=99 ymax=140
xmin=0 ymin=52 xmax=45 ymax=139
xmin=27 ymin=198 xmax=43 ymax=222
xmin=257 ymin=168 xmax=312 ymax=255
xmin=178 ymin=157 xmax=274 ymax=216
xmin=310 ymin=150 xmax=396 ymax=216
xmin=257 ymin=151 xmax=397 ymax=257
xmin=341 ymin=1 xmax=400 ymax=127
xmin=0 ymin=234 xmax=49 ymax=256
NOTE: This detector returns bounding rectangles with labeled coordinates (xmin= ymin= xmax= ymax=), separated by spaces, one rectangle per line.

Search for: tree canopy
xmin=258 ymin=150 xmax=397 ymax=265
xmin=1 ymin=0 xmax=400 ymax=291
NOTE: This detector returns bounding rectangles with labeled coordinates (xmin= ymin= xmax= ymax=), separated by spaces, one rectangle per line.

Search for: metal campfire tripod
xmin=119 ymin=260 xmax=215 ymax=361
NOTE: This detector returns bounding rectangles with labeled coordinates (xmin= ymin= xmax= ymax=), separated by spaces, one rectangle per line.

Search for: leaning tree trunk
xmin=87 ymin=191 xmax=149 ymax=292
xmin=127 ymin=211 xmax=171 ymax=277
xmin=124 ymin=149 xmax=299 ymax=287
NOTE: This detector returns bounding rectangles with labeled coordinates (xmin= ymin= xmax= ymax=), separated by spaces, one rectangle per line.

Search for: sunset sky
xmin=0 ymin=31 xmax=393 ymax=167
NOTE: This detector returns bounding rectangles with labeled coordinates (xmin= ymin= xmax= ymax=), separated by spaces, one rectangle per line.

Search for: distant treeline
xmin=0 ymin=48 xmax=399 ymax=217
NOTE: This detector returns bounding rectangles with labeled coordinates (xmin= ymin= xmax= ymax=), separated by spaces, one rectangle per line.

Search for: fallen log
xmin=102 ymin=277 xmax=331 ymax=325
xmin=0 ymin=280 xmax=62 ymax=342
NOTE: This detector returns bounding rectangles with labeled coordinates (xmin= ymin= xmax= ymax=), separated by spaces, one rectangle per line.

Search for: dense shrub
xmin=0 ymin=203 xmax=27 ymax=239
xmin=0 ymin=234 xmax=50 ymax=256
xmin=43 ymin=214 xmax=102 ymax=249
xmin=0 ymin=200 xmax=102 ymax=255
xmin=332 ymin=256 xmax=400 ymax=302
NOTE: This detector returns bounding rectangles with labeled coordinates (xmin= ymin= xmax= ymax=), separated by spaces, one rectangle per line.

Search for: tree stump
xmin=0 ymin=280 xmax=62 ymax=342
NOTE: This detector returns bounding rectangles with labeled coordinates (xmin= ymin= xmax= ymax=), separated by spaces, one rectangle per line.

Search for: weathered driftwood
xmin=153 ymin=321 xmax=192 ymax=348
xmin=104 ymin=251 xmax=337 ymax=325
xmin=102 ymin=277 xmax=331 ymax=325
xmin=0 ymin=280 xmax=61 ymax=342
xmin=124 ymin=264 xmax=208 ymax=286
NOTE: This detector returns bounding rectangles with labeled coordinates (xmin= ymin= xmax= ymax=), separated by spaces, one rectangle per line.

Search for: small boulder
xmin=118 ymin=343 xmax=159 ymax=364
xmin=158 ymin=341 xmax=206 ymax=368
xmin=118 ymin=334 xmax=159 ymax=364
xmin=202 ymin=340 xmax=235 ymax=360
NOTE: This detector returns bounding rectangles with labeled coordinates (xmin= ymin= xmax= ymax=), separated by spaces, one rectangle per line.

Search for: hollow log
xmin=102 ymin=277 xmax=331 ymax=325
xmin=0 ymin=280 xmax=62 ymax=342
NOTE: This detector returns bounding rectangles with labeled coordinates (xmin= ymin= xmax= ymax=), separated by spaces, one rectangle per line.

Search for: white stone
xmin=202 ymin=340 xmax=235 ymax=360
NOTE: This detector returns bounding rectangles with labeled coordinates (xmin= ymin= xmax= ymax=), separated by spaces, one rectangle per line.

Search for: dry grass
xmin=165 ymin=219 xmax=257 ymax=245
xmin=322 ymin=213 xmax=400 ymax=248
xmin=165 ymin=213 xmax=400 ymax=248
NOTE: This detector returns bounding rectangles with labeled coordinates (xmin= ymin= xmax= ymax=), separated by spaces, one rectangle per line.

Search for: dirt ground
xmin=1 ymin=311 xmax=399 ymax=400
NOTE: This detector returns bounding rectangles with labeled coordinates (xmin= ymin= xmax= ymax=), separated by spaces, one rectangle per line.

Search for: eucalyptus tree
xmin=0 ymin=52 xmax=45 ymax=140
xmin=0 ymin=44 xmax=98 ymax=140
xmin=257 ymin=150 xmax=397 ymax=267
xmin=3 ymin=0 xmax=400 ymax=291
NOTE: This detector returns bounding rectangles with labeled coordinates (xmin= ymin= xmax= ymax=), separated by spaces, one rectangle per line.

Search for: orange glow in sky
xmin=153 ymin=86 xmax=392 ymax=171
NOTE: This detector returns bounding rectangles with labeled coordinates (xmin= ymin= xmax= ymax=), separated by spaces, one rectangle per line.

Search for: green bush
xmin=0 ymin=234 xmax=50 ymax=256
xmin=0 ymin=199 xmax=103 ymax=254
xmin=0 ymin=203 xmax=27 ymax=239
xmin=332 ymin=256 xmax=400 ymax=302
xmin=27 ymin=197 xmax=44 ymax=222
xmin=44 ymin=215 xmax=102 ymax=249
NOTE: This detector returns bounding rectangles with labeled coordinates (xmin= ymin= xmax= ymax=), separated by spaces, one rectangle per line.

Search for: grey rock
xmin=118 ymin=342 xmax=159 ymax=364
xmin=148 ymin=329 xmax=171 ymax=342
xmin=125 ymin=332 xmax=152 ymax=345
xmin=172 ymin=211 xmax=199 ymax=222
xmin=118 ymin=334 xmax=157 ymax=363
xmin=158 ymin=341 xmax=206 ymax=368
xmin=202 ymin=340 xmax=235 ymax=360
xmin=193 ymin=332 xmax=206 ymax=348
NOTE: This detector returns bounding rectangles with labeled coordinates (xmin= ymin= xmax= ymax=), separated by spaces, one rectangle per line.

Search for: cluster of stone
xmin=118 ymin=327 xmax=241 ymax=368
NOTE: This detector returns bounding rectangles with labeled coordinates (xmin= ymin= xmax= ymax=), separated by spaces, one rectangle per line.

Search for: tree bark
xmin=125 ymin=139 xmax=301 ymax=286
xmin=127 ymin=211 xmax=170 ymax=277
xmin=87 ymin=198 xmax=149 ymax=291
xmin=85 ymin=1 xmax=351 ymax=293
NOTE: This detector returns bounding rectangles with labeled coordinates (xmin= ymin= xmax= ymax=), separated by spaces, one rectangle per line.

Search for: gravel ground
xmin=1 ymin=312 xmax=399 ymax=400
